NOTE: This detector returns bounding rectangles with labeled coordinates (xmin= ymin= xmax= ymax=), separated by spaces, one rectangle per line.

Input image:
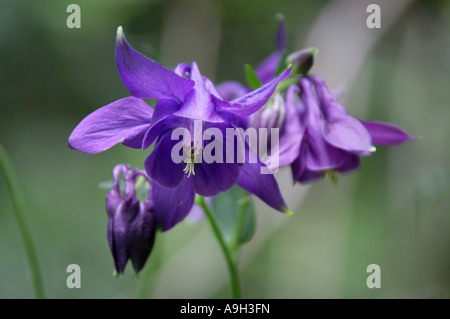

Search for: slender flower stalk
xmin=195 ymin=195 xmax=241 ymax=299
xmin=0 ymin=143 xmax=45 ymax=299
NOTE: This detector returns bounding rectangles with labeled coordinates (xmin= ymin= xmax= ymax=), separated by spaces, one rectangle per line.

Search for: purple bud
xmin=275 ymin=14 xmax=286 ymax=51
xmin=106 ymin=165 xmax=156 ymax=275
xmin=286 ymin=48 xmax=318 ymax=76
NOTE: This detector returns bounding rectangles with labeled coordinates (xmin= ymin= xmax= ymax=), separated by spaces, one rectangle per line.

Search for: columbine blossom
xmin=106 ymin=164 xmax=155 ymax=274
xmin=217 ymin=19 xmax=413 ymax=183
xmin=288 ymin=76 xmax=414 ymax=182
xmin=69 ymin=27 xmax=292 ymax=231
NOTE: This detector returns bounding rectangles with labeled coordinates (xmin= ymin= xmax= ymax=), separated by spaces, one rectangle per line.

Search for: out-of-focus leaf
xmin=211 ymin=185 xmax=256 ymax=247
xmin=275 ymin=49 xmax=288 ymax=77
xmin=244 ymin=64 xmax=263 ymax=90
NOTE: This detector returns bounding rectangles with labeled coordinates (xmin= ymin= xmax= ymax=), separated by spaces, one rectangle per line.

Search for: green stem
xmin=0 ymin=143 xmax=45 ymax=298
xmin=196 ymin=196 xmax=241 ymax=299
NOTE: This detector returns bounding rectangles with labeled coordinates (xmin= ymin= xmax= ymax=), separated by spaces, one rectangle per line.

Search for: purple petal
xmin=311 ymin=76 xmax=373 ymax=155
xmin=127 ymin=202 xmax=156 ymax=273
xmin=322 ymin=115 xmax=373 ymax=156
xmin=106 ymin=164 xmax=131 ymax=217
xmin=152 ymin=177 xmax=195 ymax=231
xmin=299 ymin=78 xmax=346 ymax=170
xmin=306 ymin=128 xmax=346 ymax=171
xmin=274 ymin=134 xmax=302 ymax=168
xmin=174 ymin=63 xmax=191 ymax=77
xmin=276 ymin=17 xmax=286 ymax=51
xmin=108 ymin=215 xmax=129 ymax=274
xmin=173 ymin=62 xmax=224 ymax=122
xmin=213 ymin=68 xmax=291 ymax=118
xmin=108 ymin=199 xmax=140 ymax=274
xmin=216 ymin=81 xmax=248 ymax=100
xmin=144 ymin=132 xmax=185 ymax=188
xmin=193 ymin=162 xmax=240 ymax=197
xmin=359 ymin=120 xmax=414 ymax=145
xmin=336 ymin=153 xmax=360 ymax=174
xmin=237 ymin=152 xmax=288 ymax=212
xmin=291 ymin=142 xmax=323 ymax=183
xmin=273 ymin=85 xmax=304 ymax=167
xmin=142 ymin=113 xmax=186 ymax=150
xmin=115 ymin=27 xmax=194 ymax=102
xmin=150 ymin=99 xmax=182 ymax=126
xmin=174 ymin=62 xmax=223 ymax=122
xmin=68 ymin=97 xmax=153 ymax=154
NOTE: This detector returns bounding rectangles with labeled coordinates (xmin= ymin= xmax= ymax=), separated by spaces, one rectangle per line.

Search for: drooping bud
xmin=286 ymin=47 xmax=318 ymax=76
xmin=106 ymin=164 xmax=156 ymax=275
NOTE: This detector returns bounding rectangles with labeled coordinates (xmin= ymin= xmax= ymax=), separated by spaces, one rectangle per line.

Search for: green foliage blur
xmin=0 ymin=0 xmax=449 ymax=298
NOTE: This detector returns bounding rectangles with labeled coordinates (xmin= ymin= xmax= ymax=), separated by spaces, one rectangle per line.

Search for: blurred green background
xmin=0 ymin=0 xmax=449 ymax=298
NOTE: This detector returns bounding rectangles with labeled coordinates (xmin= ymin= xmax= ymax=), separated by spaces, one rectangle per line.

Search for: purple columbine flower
xmin=218 ymin=19 xmax=413 ymax=183
xmin=68 ymin=27 xmax=292 ymax=231
xmin=288 ymin=77 xmax=414 ymax=183
xmin=106 ymin=164 xmax=156 ymax=275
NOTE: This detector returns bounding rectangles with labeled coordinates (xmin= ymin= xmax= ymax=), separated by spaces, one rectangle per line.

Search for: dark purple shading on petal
xmin=291 ymin=142 xmax=323 ymax=183
xmin=336 ymin=153 xmax=360 ymax=174
xmin=115 ymin=27 xmax=194 ymax=102
xmin=127 ymin=201 xmax=156 ymax=273
xmin=213 ymin=68 xmax=291 ymax=118
xmin=142 ymin=114 xmax=186 ymax=150
xmin=237 ymin=151 xmax=288 ymax=212
xmin=152 ymin=177 xmax=195 ymax=231
xmin=192 ymin=162 xmax=240 ymax=197
xmin=68 ymin=97 xmax=153 ymax=154
xmin=306 ymin=127 xmax=346 ymax=171
xmin=359 ymin=120 xmax=414 ymax=145
xmin=144 ymin=132 xmax=185 ymax=188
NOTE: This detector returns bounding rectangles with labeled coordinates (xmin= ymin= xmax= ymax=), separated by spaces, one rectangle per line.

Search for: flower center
xmin=182 ymin=143 xmax=201 ymax=178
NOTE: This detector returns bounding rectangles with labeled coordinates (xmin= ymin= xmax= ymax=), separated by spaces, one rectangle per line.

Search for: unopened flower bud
xmin=286 ymin=48 xmax=318 ymax=76
xmin=106 ymin=164 xmax=156 ymax=275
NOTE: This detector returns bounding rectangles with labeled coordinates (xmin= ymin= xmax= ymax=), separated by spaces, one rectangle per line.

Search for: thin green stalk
xmin=0 ymin=143 xmax=45 ymax=298
xmin=196 ymin=196 xmax=241 ymax=299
